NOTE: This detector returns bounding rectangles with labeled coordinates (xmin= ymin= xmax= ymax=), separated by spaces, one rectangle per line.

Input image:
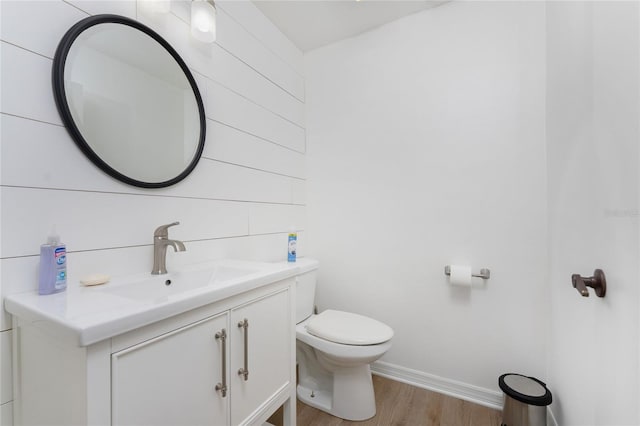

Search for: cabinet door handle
xmin=237 ymin=318 xmax=249 ymax=381
xmin=214 ymin=328 xmax=227 ymax=397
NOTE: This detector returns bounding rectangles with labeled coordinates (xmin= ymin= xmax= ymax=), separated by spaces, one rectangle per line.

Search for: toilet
xmin=295 ymin=260 xmax=393 ymax=421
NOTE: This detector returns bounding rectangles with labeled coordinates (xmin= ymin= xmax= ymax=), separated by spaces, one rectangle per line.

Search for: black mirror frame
xmin=52 ymin=14 xmax=206 ymax=189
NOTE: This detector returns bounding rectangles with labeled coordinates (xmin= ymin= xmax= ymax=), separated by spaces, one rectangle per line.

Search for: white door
xmin=111 ymin=312 xmax=230 ymax=426
xmin=229 ymin=289 xmax=291 ymax=424
xmin=546 ymin=2 xmax=640 ymax=424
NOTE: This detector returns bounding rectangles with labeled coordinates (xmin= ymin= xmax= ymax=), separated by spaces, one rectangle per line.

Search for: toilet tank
xmin=296 ymin=259 xmax=319 ymax=323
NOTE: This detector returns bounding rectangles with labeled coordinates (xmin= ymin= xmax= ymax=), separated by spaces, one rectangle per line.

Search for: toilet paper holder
xmin=444 ymin=265 xmax=491 ymax=280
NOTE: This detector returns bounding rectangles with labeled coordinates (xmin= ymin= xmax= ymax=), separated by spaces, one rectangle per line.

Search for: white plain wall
xmin=305 ymin=0 xmax=548 ymax=399
xmin=0 ymin=0 xmax=305 ymax=422
xmin=546 ymin=2 xmax=640 ymax=425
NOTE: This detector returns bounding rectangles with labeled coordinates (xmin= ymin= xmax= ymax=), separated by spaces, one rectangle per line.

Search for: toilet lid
xmin=306 ymin=310 xmax=394 ymax=345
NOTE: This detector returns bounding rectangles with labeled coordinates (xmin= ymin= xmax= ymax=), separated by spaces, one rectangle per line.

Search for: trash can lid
xmin=499 ymin=373 xmax=552 ymax=406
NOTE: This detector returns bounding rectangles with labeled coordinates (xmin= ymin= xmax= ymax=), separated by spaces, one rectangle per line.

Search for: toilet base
xmin=297 ymin=384 xmax=333 ymax=414
xmin=297 ymin=364 xmax=376 ymax=421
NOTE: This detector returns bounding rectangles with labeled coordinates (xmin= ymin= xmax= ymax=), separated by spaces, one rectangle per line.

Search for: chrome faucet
xmin=152 ymin=222 xmax=186 ymax=275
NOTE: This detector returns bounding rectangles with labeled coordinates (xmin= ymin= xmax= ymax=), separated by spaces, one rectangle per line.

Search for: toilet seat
xmin=297 ymin=319 xmax=392 ymax=363
xmin=306 ymin=309 xmax=394 ymax=345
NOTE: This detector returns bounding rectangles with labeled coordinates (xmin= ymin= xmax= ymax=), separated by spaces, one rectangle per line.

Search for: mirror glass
xmin=53 ymin=15 xmax=206 ymax=188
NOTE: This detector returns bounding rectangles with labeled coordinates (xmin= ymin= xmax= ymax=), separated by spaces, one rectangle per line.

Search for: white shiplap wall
xmin=0 ymin=1 xmax=305 ymax=422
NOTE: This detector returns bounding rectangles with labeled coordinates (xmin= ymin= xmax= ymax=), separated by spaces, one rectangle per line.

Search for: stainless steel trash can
xmin=499 ymin=373 xmax=552 ymax=426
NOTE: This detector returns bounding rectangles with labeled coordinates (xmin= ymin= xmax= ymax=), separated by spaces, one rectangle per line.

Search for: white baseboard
xmin=371 ymin=361 xmax=503 ymax=410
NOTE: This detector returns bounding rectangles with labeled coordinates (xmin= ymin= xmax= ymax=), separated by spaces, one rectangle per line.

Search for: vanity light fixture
xmin=191 ymin=0 xmax=217 ymax=43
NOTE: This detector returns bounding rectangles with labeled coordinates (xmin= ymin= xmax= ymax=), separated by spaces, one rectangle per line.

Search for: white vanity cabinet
xmin=111 ymin=289 xmax=291 ymax=426
xmin=111 ymin=312 xmax=229 ymax=425
xmin=10 ymin=276 xmax=296 ymax=426
xmin=229 ymin=290 xmax=291 ymax=423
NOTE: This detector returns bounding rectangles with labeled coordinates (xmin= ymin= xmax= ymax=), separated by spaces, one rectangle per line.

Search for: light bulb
xmin=191 ymin=0 xmax=216 ymax=43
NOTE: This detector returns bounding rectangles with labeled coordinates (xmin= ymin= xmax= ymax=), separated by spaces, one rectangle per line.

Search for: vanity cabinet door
xmin=229 ymin=289 xmax=291 ymax=424
xmin=111 ymin=312 xmax=229 ymax=426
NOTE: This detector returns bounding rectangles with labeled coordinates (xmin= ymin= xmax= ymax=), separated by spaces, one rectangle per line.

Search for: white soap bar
xmin=80 ymin=274 xmax=110 ymax=286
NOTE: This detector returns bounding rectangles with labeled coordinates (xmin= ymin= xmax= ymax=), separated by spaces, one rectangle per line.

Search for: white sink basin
xmin=100 ymin=265 xmax=259 ymax=302
xmin=4 ymin=259 xmax=319 ymax=346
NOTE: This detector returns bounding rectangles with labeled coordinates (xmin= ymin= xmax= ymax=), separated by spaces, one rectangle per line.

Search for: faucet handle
xmin=154 ymin=221 xmax=180 ymax=238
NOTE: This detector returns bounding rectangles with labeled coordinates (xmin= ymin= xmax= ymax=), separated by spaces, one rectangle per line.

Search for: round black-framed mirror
xmin=52 ymin=14 xmax=206 ymax=189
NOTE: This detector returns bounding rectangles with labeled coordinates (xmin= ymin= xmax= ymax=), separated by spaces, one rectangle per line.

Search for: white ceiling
xmin=252 ymin=0 xmax=449 ymax=52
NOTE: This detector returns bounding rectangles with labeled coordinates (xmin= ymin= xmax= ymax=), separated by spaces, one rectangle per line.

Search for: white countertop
xmin=4 ymin=258 xmax=318 ymax=347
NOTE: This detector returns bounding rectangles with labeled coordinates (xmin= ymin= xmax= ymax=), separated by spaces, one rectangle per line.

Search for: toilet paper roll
xmin=449 ymin=265 xmax=472 ymax=287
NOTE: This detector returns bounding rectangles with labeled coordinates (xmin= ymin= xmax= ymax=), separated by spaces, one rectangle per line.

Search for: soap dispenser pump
xmin=39 ymin=227 xmax=67 ymax=295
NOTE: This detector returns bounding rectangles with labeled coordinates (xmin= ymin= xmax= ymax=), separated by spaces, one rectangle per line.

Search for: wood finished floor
xmin=271 ymin=375 xmax=502 ymax=426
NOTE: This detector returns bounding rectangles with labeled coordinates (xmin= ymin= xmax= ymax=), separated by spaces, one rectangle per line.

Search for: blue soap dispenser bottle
xmin=39 ymin=227 xmax=67 ymax=295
